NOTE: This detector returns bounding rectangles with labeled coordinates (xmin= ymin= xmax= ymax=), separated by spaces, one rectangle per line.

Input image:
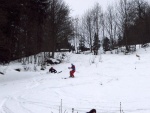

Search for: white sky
xmin=64 ymin=0 xmax=150 ymax=17
xmin=64 ymin=0 xmax=120 ymax=17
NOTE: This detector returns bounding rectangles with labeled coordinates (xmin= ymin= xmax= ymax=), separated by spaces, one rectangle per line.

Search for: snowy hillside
xmin=0 ymin=47 xmax=150 ymax=113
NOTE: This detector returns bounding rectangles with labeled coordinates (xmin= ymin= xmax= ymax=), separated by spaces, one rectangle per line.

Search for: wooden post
xmin=61 ymin=99 xmax=62 ymax=113
xmin=72 ymin=108 xmax=74 ymax=113
xmin=120 ymin=102 xmax=121 ymax=113
xmin=59 ymin=106 xmax=60 ymax=113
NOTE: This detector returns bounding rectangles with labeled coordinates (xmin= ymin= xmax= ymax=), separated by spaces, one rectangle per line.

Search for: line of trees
xmin=0 ymin=0 xmax=74 ymax=62
xmin=1 ymin=0 xmax=150 ymax=63
xmin=74 ymin=0 xmax=150 ymax=54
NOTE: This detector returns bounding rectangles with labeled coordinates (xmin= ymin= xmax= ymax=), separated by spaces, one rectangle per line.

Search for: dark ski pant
xmin=70 ymin=70 xmax=75 ymax=77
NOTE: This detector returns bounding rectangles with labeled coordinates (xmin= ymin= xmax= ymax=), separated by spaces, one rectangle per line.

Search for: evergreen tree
xmin=93 ymin=33 xmax=100 ymax=55
xmin=79 ymin=36 xmax=85 ymax=52
xmin=0 ymin=0 xmax=74 ymax=63
xmin=103 ymin=37 xmax=110 ymax=52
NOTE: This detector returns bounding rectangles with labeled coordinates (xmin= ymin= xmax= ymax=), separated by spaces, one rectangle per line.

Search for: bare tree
xmin=105 ymin=6 xmax=115 ymax=50
xmin=92 ymin=3 xmax=102 ymax=37
xmin=82 ymin=10 xmax=94 ymax=52
xmin=101 ymin=13 xmax=106 ymax=41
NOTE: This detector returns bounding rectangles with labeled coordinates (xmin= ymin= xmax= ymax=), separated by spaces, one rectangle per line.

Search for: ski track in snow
xmin=0 ymin=98 xmax=8 ymax=113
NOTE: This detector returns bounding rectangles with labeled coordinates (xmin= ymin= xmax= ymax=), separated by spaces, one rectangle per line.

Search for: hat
xmin=88 ymin=109 xmax=96 ymax=113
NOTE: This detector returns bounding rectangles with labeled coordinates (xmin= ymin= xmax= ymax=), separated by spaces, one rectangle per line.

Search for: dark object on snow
xmin=57 ymin=71 xmax=62 ymax=74
xmin=45 ymin=59 xmax=61 ymax=65
xmin=0 ymin=72 xmax=4 ymax=75
xmin=62 ymin=77 xmax=67 ymax=79
xmin=57 ymin=59 xmax=61 ymax=63
xmin=15 ymin=68 xmax=21 ymax=72
xmin=87 ymin=109 xmax=96 ymax=113
xmin=45 ymin=60 xmax=54 ymax=65
xmin=54 ymin=62 xmax=59 ymax=64
xmin=142 ymin=43 xmax=149 ymax=48
xmin=41 ymin=68 xmax=45 ymax=70
xmin=49 ymin=67 xmax=57 ymax=73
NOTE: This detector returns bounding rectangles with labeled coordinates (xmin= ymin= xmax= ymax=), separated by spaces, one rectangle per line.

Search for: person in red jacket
xmin=68 ymin=63 xmax=75 ymax=78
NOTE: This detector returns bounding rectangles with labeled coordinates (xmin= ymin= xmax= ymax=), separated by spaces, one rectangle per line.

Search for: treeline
xmin=74 ymin=0 xmax=150 ymax=53
xmin=0 ymin=0 xmax=73 ymax=61
xmin=118 ymin=0 xmax=150 ymax=50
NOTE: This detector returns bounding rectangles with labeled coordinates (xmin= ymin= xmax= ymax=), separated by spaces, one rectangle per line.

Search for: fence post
xmin=61 ymin=99 xmax=62 ymax=113
xmin=72 ymin=108 xmax=74 ymax=113
xmin=120 ymin=102 xmax=122 ymax=113
xmin=59 ymin=106 xmax=60 ymax=113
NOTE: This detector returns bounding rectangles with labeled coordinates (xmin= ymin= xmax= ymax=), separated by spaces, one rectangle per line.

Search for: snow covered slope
xmin=0 ymin=47 xmax=150 ymax=113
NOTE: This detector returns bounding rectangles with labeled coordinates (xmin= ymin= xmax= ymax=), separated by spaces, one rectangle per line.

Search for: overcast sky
xmin=64 ymin=0 xmax=150 ymax=17
xmin=64 ymin=0 xmax=120 ymax=17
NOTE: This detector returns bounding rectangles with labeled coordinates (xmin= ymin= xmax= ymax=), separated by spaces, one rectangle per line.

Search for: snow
xmin=0 ymin=47 xmax=150 ymax=113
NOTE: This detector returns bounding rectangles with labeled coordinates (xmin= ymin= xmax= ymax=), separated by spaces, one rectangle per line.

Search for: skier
xmin=49 ymin=67 xmax=57 ymax=73
xmin=68 ymin=63 xmax=75 ymax=78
